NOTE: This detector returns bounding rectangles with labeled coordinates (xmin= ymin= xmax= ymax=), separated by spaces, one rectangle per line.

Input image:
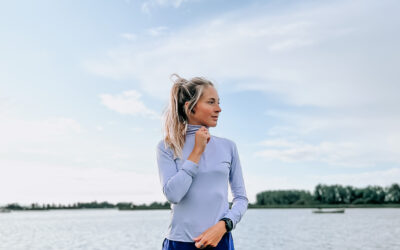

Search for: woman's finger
xmin=195 ymin=239 xmax=207 ymax=249
xmin=193 ymin=235 xmax=202 ymax=242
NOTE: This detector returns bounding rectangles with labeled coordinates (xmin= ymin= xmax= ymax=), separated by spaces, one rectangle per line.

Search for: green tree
xmin=385 ymin=183 xmax=400 ymax=203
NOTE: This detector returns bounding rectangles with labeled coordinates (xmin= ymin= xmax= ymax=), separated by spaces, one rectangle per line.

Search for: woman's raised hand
xmin=194 ymin=126 xmax=210 ymax=154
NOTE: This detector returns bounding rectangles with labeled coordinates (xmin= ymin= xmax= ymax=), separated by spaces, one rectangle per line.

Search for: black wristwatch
xmin=219 ymin=217 xmax=233 ymax=232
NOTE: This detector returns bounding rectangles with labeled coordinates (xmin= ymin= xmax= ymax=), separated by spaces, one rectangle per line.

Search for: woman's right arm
xmin=156 ymin=140 xmax=202 ymax=204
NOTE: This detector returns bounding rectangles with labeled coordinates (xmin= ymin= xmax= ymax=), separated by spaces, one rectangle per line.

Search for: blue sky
xmin=1 ymin=0 xmax=399 ymax=205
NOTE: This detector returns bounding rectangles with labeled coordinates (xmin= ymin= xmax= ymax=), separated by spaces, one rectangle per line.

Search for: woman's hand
xmin=194 ymin=126 xmax=211 ymax=154
xmin=193 ymin=221 xmax=227 ymax=249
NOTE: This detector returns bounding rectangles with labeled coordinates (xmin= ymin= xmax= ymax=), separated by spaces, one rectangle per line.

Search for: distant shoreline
xmin=247 ymin=204 xmax=400 ymax=209
xmin=2 ymin=203 xmax=400 ymax=212
xmin=2 ymin=182 xmax=399 ymax=211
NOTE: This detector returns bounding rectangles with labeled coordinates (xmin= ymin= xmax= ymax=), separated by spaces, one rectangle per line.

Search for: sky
xmin=1 ymin=0 xmax=399 ymax=206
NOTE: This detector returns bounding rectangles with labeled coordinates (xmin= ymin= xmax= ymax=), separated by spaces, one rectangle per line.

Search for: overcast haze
xmin=1 ymin=0 xmax=399 ymax=206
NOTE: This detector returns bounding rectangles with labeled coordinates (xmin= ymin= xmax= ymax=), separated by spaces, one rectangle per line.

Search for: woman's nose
xmin=216 ymin=104 xmax=221 ymax=112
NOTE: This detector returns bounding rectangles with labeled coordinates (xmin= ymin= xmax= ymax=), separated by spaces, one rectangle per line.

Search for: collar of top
xmin=186 ymin=123 xmax=210 ymax=136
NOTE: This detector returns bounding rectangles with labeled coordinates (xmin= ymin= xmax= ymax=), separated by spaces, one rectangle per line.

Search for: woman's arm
xmin=156 ymin=140 xmax=200 ymax=204
xmin=222 ymin=141 xmax=249 ymax=230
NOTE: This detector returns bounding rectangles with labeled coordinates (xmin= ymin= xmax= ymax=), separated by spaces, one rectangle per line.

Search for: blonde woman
xmin=157 ymin=74 xmax=248 ymax=250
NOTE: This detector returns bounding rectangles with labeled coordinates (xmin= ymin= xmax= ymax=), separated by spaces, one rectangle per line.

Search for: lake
xmin=0 ymin=208 xmax=399 ymax=249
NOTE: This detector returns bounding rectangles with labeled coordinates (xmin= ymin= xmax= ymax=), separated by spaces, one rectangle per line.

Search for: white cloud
xmin=99 ymin=90 xmax=160 ymax=119
xmin=0 ymin=107 xmax=158 ymax=177
xmin=83 ymin=0 xmax=400 ymax=108
xmin=131 ymin=126 xmax=144 ymax=132
xmin=259 ymin=109 xmax=400 ymax=167
xmin=0 ymin=112 xmax=161 ymax=204
xmin=0 ymin=161 xmax=161 ymax=205
xmin=0 ymin=115 xmax=83 ymax=149
xmin=306 ymin=168 xmax=400 ymax=189
xmin=79 ymin=0 xmax=400 ymax=192
xmin=147 ymin=26 xmax=169 ymax=37
xmin=259 ymin=138 xmax=299 ymax=148
xmin=120 ymin=32 xmax=137 ymax=41
xmin=83 ymin=0 xmax=400 ymax=169
xmin=141 ymin=0 xmax=190 ymax=14
xmin=0 ymin=96 xmax=15 ymax=116
xmin=96 ymin=125 xmax=104 ymax=131
xmin=255 ymin=139 xmax=375 ymax=168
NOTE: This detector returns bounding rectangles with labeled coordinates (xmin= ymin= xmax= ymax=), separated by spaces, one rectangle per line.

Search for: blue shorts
xmin=162 ymin=232 xmax=234 ymax=250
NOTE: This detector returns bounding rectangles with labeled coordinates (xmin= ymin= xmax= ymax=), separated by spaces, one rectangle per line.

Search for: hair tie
xmin=178 ymin=80 xmax=186 ymax=87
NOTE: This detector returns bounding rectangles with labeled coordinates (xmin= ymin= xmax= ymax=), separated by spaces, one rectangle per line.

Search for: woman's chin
xmin=210 ymin=121 xmax=218 ymax=127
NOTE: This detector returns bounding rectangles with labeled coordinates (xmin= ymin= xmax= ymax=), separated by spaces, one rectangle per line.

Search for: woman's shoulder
xmin=212 ymin=135 xmax=236 ymax=148
xmin=156 ymin=139 xmax=171 ymax=152
xmin=156 ymin=139 xmax=177 ymax=159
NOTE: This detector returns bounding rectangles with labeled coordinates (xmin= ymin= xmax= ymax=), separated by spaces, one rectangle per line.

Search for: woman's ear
xmin=186 ymin=101 xmax=195 ymax=114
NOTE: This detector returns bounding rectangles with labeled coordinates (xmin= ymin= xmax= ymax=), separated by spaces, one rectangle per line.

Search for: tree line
xmin=255 ymin=183 xmax=400 ymax=206
xmin=2 ymin=201 xmax=172 ymax=210
xmin=2 ymin=183 xmax=399 ymax=210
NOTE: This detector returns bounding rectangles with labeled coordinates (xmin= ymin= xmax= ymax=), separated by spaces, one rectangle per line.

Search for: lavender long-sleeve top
xmin=156 ymin=123 xmax=249 ymax=242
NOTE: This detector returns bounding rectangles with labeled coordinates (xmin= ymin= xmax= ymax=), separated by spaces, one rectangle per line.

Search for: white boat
xmin=312 ymin=208 xmax=345 ymax=213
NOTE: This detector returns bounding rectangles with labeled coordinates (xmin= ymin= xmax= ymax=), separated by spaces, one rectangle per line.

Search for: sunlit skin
xmin=185 ymin=86 xmax=222 ymax=128
xmin=184 ymin=86 xmax=227 ymax=249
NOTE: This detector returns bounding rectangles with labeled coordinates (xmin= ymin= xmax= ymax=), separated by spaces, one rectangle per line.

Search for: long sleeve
xmin=156 ymin=140 xmax=200 ymax=204
xmin=223 ymin=141 xmax=249 ymax=230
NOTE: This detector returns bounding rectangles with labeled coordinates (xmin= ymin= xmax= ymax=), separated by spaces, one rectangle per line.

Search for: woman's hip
xmin=162 ymin=232 xmax=234 ymax=250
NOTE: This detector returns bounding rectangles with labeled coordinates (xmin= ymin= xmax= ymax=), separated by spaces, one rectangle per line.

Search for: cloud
xmin=83 ymin=0 xmax=400 ymax=169
xmin=96 ymin=125 xmax=104 ymax=131
xmin=147 ymin=26 xmax=169 ymax=37
xmin=306 ymin=168 xmax=400 ymax=189
xmin=0 ymin=95 xmax=19 ymax=116
xmin=83 ymin=0 xmax=400 ymax=107
xmin=120 ymin=33 xmax=137 ymax=41
xmin=141 ymin=0 xmax=190 ymax=14
xmin=99 ymin=90 xmax=160 ymax=119
xmin=255 ymin=139 xmax=375 ymax=167
xmin=0 ymin=161 xmax=161 ymax=205
xmin=0 ymin=108 xmax=157 ymax=179
xmin=259 ymin=109 xmax=400 ymax=167
xmin=0 ymin=115 xmax=83 ymax=147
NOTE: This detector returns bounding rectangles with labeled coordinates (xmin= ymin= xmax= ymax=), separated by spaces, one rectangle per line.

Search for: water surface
xmin=0 ymin=208 xmax=399 ymax=249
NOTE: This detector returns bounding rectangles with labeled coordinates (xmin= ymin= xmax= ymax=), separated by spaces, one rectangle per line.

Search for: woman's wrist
xmin=188 ymin=149 xmax=202 ymax=164
xmin=217 ymin=221 xmax=227 ymax=233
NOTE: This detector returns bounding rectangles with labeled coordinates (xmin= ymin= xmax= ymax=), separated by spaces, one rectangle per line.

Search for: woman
xmin=156 ymin=74 xmax=248 ymax=249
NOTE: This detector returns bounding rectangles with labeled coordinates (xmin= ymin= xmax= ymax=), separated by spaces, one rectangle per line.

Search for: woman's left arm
xmin=222 ymin=141 xmax=249 ymax=230
xmin=193 ymin=141 xmax=249 ymax=248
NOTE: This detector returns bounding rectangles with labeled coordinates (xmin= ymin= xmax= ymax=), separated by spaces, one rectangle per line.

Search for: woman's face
xmin=186 ymin=86 xmax=221 ymax=127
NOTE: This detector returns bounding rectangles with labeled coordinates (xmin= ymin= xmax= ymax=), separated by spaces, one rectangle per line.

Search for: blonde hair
xmin=161 ymin=73 xmax=214 ymax=160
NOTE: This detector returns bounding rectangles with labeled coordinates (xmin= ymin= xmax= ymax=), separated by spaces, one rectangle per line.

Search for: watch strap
xmin=219 ymin=217 xmax=233 ymax=232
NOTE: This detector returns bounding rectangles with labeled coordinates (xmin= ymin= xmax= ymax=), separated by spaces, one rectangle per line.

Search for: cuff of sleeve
xmin=222 ymin=212 xmax=236 ymax=230
xmin=180 ymin=159 xmax=199 ymax=178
